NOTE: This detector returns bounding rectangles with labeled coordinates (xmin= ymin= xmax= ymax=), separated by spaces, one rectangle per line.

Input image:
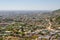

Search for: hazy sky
xmin=0 ymin=0 xmax=60 ymax=10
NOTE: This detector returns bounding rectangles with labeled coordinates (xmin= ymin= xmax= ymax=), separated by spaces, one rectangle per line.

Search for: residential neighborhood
xmin=0 ymin=9 xmax=60 ymax=40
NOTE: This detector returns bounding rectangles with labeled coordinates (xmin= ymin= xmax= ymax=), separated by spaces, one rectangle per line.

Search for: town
xmin=0 ymin=9 xmax=60 ymax=40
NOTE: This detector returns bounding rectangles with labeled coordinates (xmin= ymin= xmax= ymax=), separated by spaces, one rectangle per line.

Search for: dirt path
xmin=46 ymin=19 xmax=54 ymax=31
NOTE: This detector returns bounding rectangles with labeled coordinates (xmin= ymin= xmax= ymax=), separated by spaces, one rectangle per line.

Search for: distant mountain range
xmin=0 ymin=10 xmax=50 ymax=17
xmin=0 ymin=9 xmax=60 ymax=17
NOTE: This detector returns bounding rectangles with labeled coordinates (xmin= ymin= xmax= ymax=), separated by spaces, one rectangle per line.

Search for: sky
xmin=0 ymin=0 xmax=60 ymax=10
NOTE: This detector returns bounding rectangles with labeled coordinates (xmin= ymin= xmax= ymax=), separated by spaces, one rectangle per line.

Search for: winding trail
xmin=46 ymin=19 xmax=55 ymax=31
